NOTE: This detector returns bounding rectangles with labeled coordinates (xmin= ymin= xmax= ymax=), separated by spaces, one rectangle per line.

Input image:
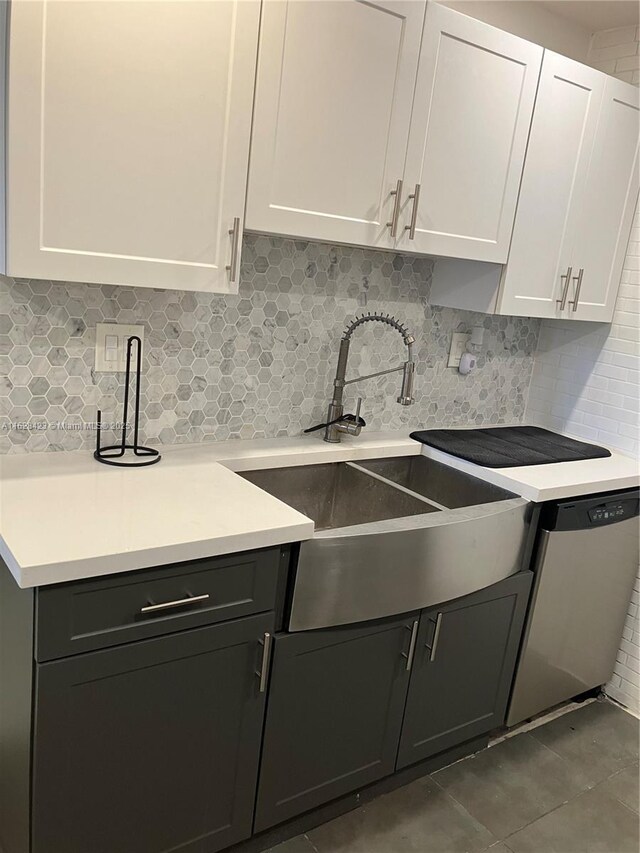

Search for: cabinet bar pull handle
xmin=404 ymin=183 xmax=421 ymax=240
xmin=569 ymin=268 xmax=583 ymax=312
xmin=226 ymin=216 xmax=241 ymax=282
xmin=257 ymin=632 xmax=272 ymax=693
xmin=387 ymin=179 xmax=403 ymax=238
xmin=402 ymin=620 xmax=419 ymax=671
xmin=140 ymin=593 xmax=210 ymax=614
xmin=556 ymin=266 xmax=572 ymax=310
xmin=429 ymin=613 xmax=443 ymax=662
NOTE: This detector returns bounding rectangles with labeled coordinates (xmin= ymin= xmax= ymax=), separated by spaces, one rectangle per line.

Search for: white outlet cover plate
xmin=95 ymin=323 xmax=145 ymax=372
xmin=448 ymin=332 xmax=471 ymax=368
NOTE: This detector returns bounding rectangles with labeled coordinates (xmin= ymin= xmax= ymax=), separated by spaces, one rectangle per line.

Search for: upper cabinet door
xmin=398 ymin=5 xmax=542 ymax=263
xmin=245 ymin=0 xmax=425 ymax=249
xmin=498 ymin=53 xmax=605 ymax=319
xmin=569 ymin=78 xmax=640 ymax=322
xmin=7 ymin=0 xmax=260 ymax=292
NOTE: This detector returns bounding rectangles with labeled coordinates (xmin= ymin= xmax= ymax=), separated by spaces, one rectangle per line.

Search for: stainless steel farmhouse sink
xmin=357 ymin=455 xmax=513 ymax=509
xmin=240 ymin=462 xmax=438 ymax=531
xmin=239 ymin=457 xmax=532 ymax=631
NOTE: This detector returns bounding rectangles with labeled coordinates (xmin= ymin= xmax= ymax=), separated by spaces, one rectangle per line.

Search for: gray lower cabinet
xmin=397 ymin=572 xmax=532 ymax=769
xmin=254 ymin=612 xmax=419 ymax=832
xmin=0 ymin=550 xmax=534 ymax=853
xmin=32 ymin=612 xmax=274 ymax=853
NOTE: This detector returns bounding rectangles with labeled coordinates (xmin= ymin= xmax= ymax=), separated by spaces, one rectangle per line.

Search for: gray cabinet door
xmin=254 ymin=612 xmax=419 ymax=831
xmin=32 ymin=613 xmax=274 ymax=853
xmin=397 ymin=572 xmax=532 ymax=769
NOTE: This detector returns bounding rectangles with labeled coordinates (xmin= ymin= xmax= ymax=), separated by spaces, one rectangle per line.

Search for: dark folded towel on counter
xmin=409 ymin=426 xmax=611 ymax=468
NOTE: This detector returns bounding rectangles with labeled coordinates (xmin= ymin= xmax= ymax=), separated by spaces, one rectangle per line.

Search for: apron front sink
xmin=239 ymin=457 xmax=531 ymax=631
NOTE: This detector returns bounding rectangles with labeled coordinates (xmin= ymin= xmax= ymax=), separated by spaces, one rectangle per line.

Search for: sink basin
xmin=240 ymin=463 xmax=438 ymax=531
xmin=239 ymin=455 xmax=531 ymax=631
xmin=357 ymin=455 xmax=515 ymax=508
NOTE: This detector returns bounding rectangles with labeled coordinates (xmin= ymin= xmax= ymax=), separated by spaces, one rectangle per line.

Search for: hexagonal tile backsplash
xmin=0 ymin=235 xmax=540 ymax=454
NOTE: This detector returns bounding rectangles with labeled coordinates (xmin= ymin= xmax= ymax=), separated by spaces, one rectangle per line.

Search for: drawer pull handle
xmin=256 ymin=632 xmax=272 ymax=693
xmin=140 ymin=593 xmax=210 ymax=615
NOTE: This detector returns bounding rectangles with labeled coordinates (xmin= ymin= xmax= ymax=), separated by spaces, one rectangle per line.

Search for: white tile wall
xmin=588 ymin=25 xmax=640 ymax=85
xmin=526 ymin=25 xmax=640 ymax=713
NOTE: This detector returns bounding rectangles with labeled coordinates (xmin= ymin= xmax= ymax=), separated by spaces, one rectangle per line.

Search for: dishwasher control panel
xmin=541 ymin=488 xmax=640 ymax=531
xmin=588 ymin=500 xmax=636 ymax=525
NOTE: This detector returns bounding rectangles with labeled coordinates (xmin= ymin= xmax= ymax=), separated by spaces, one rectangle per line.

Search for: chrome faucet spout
xmin=320 ymin=313 xmax=416 ymax=443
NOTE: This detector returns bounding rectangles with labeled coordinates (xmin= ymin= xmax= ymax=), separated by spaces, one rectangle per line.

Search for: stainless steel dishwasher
xmin=508 ymin=488 xmax=639 ymax=726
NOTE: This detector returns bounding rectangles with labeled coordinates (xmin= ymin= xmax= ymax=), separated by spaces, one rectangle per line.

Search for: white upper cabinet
xmin=498 ymin=52 xmax=639 ymax=322
xmin=6 ymin=0 xmax=260 ymax=292
xmin=569 ymin=77 xmax=639 ymax=322
xmin=498 ymin=52 xmax=605 ymax=319
xmin=247 ymin=1 xmax=542 ymax=263
xmin=4 ymin=1 xmax=636 ymax=312
xmin=396 ymin=4 xmax=543 ymax=263
xmin=245 ymin=0 xmax=426 ymax=250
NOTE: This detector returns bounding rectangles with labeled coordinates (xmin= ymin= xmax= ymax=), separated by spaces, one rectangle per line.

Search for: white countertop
xmin=418 ymin=442 xmax=640 ymax=503
xmin=0 ymin=429 xmax=637 ymax=588
xmin=0 ymin=432 xmax=417 ymax=588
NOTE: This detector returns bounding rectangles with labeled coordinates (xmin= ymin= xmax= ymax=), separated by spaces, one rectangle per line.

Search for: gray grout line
xmin=303 ymin=833 xmax=320 ymax=853
xmin=588 ymin=763 xmax=640 ymax=817
xmin=437 ymin=770 xmax=577 ymax=847
xmin=428 ymin=771 xmax=507 ymax=846
xmin=525 ymin=732 xmax=596 ymax=788
xmin=501 ymin=797 xmax=574 ymax=845
xmin=605 ymin=694 xmax=640 ymax=721
xmin=615 ymin=798 xmax=640 ymax=820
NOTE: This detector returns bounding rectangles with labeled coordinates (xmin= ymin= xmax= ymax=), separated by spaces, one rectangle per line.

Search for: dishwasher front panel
xmin=507 ymin=514 xmax=639 ymax=726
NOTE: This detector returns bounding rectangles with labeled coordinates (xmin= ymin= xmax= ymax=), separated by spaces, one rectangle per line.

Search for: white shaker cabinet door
xmin=569 ymin=78 xmax=639 ymax=322
xmin=246 ymin=0 xmax=425 ymax=249
xmin=7 ymin=0 xmax=260 ymax=292
xmin=498 ymin=52 xmax=605 ymax=319
xmin=398 ymin=4 xmax=542 ymax=263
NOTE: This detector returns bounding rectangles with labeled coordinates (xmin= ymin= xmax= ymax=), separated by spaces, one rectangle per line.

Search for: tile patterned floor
xmin=268 ymin=700 xmax=639 ymax=853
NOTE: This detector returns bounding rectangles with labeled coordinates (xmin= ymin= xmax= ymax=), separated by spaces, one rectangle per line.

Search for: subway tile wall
xmin=527 ymin=24 xmax=640 ymax=714
xmin=0 ymin=234 xmax=539 ymax=454
xmin=588 ymin=24 xmax=639 ymax=84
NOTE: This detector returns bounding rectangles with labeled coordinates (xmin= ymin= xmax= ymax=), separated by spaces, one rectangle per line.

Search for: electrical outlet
xmin=447 ymin=332 xmax=471 ymax=368
xmin=95 ymin=323 xmax=145 ymax=372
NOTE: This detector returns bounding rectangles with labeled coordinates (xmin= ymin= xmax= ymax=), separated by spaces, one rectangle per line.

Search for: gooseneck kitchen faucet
xmin=305 ymin=313 xmax=416 ymax=443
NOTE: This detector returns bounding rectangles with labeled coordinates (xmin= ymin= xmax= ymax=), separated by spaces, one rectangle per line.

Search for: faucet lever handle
xmin=341 ymin=398 xmax=366 ymax=429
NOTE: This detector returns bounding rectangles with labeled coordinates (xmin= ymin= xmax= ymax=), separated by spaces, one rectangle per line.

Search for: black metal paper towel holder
xmin=94 ymin=335 xmax=161 ymax=467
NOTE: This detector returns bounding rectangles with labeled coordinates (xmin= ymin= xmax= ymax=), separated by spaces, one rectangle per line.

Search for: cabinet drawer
xmin=36 ymin=547 xmax=282 ymax=661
